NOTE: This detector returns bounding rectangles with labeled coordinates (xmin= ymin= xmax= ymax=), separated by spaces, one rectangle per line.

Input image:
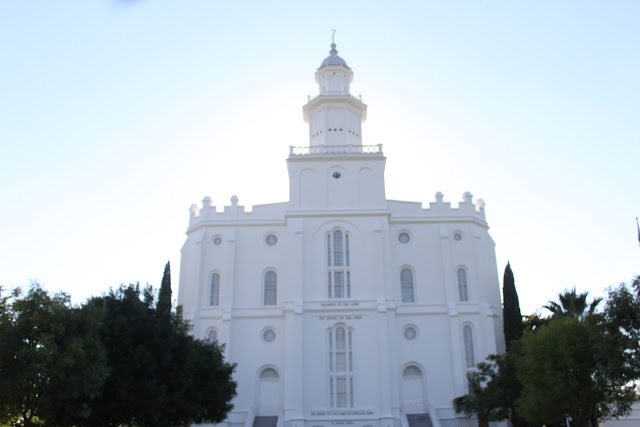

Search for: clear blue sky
xmin=1 ymin=0 xmax=638 ymax=315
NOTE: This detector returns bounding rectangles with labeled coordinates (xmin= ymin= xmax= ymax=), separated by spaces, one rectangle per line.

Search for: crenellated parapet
xmin=188 ymin=195 xmax=287 ymax=230
xmin=387 ymin=191 xmax=488 ymax=226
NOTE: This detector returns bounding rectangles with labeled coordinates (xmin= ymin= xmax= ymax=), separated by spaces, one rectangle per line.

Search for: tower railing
xmin=289 ymin=144 xmax=383 ymax=156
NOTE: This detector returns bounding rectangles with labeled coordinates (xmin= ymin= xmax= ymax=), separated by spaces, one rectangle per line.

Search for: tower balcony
xmin=289 ymin=144 xmax=383 ymax=157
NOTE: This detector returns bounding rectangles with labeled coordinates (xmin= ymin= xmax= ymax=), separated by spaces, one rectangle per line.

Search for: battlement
xmin=387 ymin=191 xmax=487 ymax=223
xmin=187 ymin=191 xmax=487 ymax=232
xmin=188 ymin=196 xmax=288 ymax=229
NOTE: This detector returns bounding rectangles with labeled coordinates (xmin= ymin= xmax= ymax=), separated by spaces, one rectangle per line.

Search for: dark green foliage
xmin=502 ymin=262 xmax=523 ymax=350
xmin=455 ymin=278 xmax=640 ymax=427
xmin=0 ymin=284 xmax=107 ymax=427
xmin=453 ymin=352 xmax=521 ymax=424
xmin=600 ymin=276 xmax=640 ymax=388
xmin=84 ymin=282 xmax=237 ymax=427
xmin=516 ymin=317 xmax=635 ymax=426
xmin=543 ymin=287 xmax=602 ymax=319
xmin=0 ymin=265 xmax=236 ymax=427
xmin=157 ymin=261 xmax=172 ymax=322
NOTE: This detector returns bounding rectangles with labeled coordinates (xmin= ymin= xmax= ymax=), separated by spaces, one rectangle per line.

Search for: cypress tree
xmin=157 ymin=261 xmax=172 ymax=321
xmin=502 ymin=262 xmax=523 ymax=350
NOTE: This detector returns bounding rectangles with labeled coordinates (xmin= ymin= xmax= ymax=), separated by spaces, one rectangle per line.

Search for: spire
xmin=303 ymin=39 xmax=367 ymax=148
xmin=319 ymin=31 xmax=349 ymax=69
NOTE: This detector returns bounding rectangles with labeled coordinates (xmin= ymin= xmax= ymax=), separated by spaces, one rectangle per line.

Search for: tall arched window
xmin=264 ymin=271 xmax=277 ymax=306
xmin=327 ymin=230 xmax=351 ymax=298
xmin=208 ymin=329 xmax=217 ymax=343
xmin=458 ymin=268 xmax=468 ymax=302
xmin=401 ymin=268 xmax=415 ymax=303
xmin=328 ymin=326 xmax=354 ymax=408
xmin=210 ymin=273 xmax=220 ymax=306
xmin=463 ymin=325 xmax=475 ymax=368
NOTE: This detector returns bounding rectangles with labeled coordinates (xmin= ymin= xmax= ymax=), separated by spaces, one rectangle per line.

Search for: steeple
xmin=303 ymin=41 xmax=367 ymax=148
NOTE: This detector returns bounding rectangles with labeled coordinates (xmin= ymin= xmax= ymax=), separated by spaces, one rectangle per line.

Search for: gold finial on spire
xmin=332 ymin=29 xmax=336 ymax=45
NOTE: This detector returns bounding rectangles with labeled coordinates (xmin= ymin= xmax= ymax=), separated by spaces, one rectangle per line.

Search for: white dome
xmin=319 ymin=43 xmax=350 ymax=69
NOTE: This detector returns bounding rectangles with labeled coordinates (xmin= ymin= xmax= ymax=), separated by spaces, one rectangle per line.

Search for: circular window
xmin=213 ymin=237 xmax=222 ymax=245
xmin=453 ymin=233 xmax=462 ymax=241
xmin=263 ymin=329 xmax=276 ymax=342
xmin=333 ymin=172 xmax=341 ymax=179
xmin=398 ymin=232 xmax=410 ymax=244
xmin=404 ymin=327 xmax=417 ymax=340
xmin=266 ymin=234 xmax=277 ymax=246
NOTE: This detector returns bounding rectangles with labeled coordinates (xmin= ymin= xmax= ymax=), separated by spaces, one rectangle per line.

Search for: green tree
xmin=502 ymin=261 xmax=523 ymax=350
xmin=543 ymin=287 xmax=602 ymax=319
xmin=156 ymin=261 xmax=172 ymax=322
xmin=453 ymin=351 xmax=521 ymax=426
xmin=516 ymin=316 xmax=635 ymax=426
xmin=600 ymin=276 xmax=640 ymax=388
xmin=0 ymin=284 xmax=107 ymax=427
xmin=84 ymin=278 xmax=236 ymax=426
xmin=453 ymin=263 xmax=526 ymax=427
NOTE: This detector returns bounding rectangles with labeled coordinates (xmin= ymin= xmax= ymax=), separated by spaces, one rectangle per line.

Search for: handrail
xmin=289 ymin=144 xmax=383 ymax=156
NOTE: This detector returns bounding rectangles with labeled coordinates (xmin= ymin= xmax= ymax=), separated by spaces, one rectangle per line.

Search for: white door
xmin=402 ymin=366 xmax=425 ymax=414
xmin=258 ymin=368 xmax=281 ymax=415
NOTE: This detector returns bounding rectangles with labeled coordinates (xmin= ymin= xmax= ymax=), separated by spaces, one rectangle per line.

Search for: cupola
xmin=303 ymin=42 xmax=367 ymax=147
xmin=315 ymin=43 xmax=353 ymax=95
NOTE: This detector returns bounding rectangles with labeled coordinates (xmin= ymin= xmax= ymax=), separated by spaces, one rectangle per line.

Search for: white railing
xmin=289 ymin=144 xmax=383 ymax=156
xmin=306 ymin=93 xmax=363 ymax=104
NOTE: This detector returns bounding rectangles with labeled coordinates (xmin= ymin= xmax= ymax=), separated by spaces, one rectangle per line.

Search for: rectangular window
xmin=336 ymin=377 xmax=347 ymax=408
xmin=345 ymin=234 xmax=350 ymax=266
xmin=333 ymin=232 xmax=344 ymax=266
xmin=336 ymin=353 xmax=346 ymax=371
xmin=329 ymin=327 xmax=354 ymax=409
xmin=328 ymin=230 xmax=351 ymax=299
xmin=330 ymin=378 xmax=334 ymax=408
xmin=349 ymin=378 xmax=354 ymax=407
xmin=210 ymin=274 xmax=220 ymax=306
xmin=334 ymin=272 xmax=344 ymax=298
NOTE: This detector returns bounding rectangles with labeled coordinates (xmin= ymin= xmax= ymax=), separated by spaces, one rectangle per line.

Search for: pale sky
xmin=1 ymin=0 xmax=638 ymax=316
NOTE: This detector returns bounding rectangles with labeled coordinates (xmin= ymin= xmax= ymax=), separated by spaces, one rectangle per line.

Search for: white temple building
xmin=178 ymin=42 xmax=505 ymax=427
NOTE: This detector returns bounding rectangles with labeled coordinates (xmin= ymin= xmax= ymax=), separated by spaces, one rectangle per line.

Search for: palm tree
xmin=543 ymin=287 xmax=602 ymax=319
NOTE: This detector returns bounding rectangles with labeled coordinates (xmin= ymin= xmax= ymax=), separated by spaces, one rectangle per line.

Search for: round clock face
xmin=213 ymin=237 xmax=222 ymax=245
xmin=398 ymin=232 xmax=410 ymax=244
xmin=454 ymin=233 xmax=462 ymax=241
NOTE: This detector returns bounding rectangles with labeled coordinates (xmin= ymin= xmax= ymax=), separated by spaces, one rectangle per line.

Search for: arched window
xmin=401 ymin=268 xmax=415 ymax=303
xmin=260 ymin=368 xmax=279 ymax=379
xmin=463 ymin=325 xmax=475 ymax=368
xmin=210 ymin=273 xmax=220 ymax=306
xmin=328 ymin=326 xmax=354 ymax=408
xmin=458 ymin=268 xmax=468 ymax=302
xmin=208 ymin=329 xmax=217 ymax=343
xmin=327 ymin=230 xmax=351 ymax=298
xmin=403 ymin=365 xmax=422 ymax=377
xmin=264 ymin=271 xmax=277 ymax=306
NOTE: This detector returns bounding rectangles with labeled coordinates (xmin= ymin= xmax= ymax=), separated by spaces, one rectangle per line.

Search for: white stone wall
xmin=177 ymin=44 xmax=503 ymax=427
xmin=178 ymin=192 xmax=502 ymax=427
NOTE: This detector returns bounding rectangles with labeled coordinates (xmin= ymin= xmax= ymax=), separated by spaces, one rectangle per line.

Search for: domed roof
xmin=319 ymin=43 xmax=350 ymax=69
